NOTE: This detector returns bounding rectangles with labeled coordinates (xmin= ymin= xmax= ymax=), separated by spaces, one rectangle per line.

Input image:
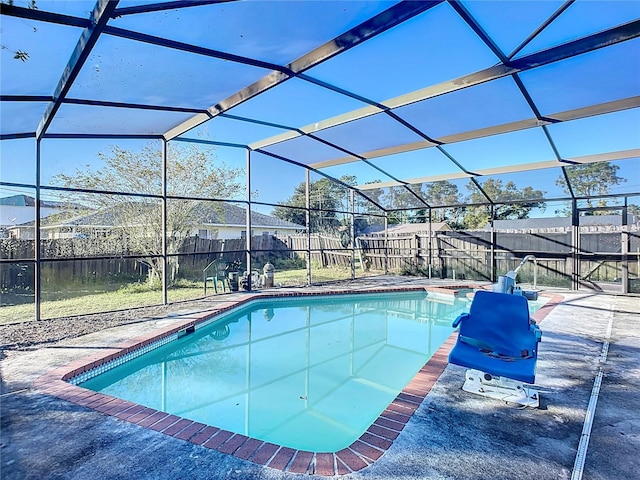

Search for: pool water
xmin=80 ymin=291 xmax=494 ymax=451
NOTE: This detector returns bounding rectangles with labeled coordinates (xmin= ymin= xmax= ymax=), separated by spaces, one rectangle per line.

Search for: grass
xmin=0 ymin=267 xmax=355 ymax=325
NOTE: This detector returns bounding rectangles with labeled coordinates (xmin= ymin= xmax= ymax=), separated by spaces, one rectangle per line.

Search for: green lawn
xmin=0 ymin=267 xmax=357 ymax=325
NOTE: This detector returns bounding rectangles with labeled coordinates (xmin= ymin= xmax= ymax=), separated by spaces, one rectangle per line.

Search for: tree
xmin=272 ymin=175 xmax=355 ymax=233
xmin=350 ymin=180 xmax=385 ymax=236
xmin=53 ymin=142 xmax=244 ymax=285
xmin=462 ymin=178 xmax=546 ymax=229
xmin=380 ymin=185 xmax=424 ymax=224
xmin=357 ymin=180 xmax=385 ymax=214
xmin=556 ymin=162 xmax=626 ymax=213
xmin=271 ymin=175 xmax=391 ymax=242
xmin=409 ymin=181 xmax=464 ymax=226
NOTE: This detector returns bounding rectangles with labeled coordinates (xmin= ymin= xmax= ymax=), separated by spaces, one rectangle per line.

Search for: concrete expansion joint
xmin=571 ymin=302 xmax=614 ymax=480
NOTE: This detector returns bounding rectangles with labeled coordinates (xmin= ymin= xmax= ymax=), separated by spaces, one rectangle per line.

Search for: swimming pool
xmin=79 ymin=291 xmax=469 ymax=452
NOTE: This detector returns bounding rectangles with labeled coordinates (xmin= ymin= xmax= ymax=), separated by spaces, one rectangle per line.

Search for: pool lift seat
xmin=448 ymin=290 xmax=542 ymax=407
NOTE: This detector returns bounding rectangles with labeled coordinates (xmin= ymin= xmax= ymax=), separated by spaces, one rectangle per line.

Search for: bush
xmin=270 ymin=256 xmax=306 ymax=271
xmin=399 ymin=263 xmax=429 ymax=277
xmin=118 ymin=278 xmax=162 ymax=294
xmin=169 ymin=278 xmax=199 ymax=289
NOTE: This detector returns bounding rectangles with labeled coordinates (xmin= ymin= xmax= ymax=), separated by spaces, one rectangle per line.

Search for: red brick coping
xmin=34 ymin=287 xmax=563 ymax=476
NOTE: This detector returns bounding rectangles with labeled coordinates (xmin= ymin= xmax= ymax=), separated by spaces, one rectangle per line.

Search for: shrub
xmin=399 ymin=263 xmax=429 ymax=277
xmin=271 ymin=256 xmax=306 ymax=270
xmin=118 ymin=278 xmax=162 ymax=294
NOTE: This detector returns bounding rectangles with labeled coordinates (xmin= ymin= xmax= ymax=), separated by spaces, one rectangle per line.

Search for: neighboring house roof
xmin=1 ymin=206 xmax=64 ymax=228
xmin=25 ymin=201 xmax=304 ymax=231
xmin=361 ymin=222 xmax=450 ymax=236
xmin=0 ymin=194 xmax=65 ymax=208
xmin=206 ymin=203 xmax=304 ymax=230
xmin=485 ymin=215 xmax=638 ymax=231
xmin=358 ymin=224 xmax=384 ymax=235
xmin=40 ymin=209 xmax=119 ymax=228
xmin=388 ymin=222 xmax=450 ymax=235
xmin=0 ymin=195 xmax=67 ymax=228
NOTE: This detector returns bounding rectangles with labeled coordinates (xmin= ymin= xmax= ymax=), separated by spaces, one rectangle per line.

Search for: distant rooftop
xmin=26 ymin=200 xmax=305 ymax=231
xmin=485 ymin=215 xmax=639 ymax=231
xmin=0 ymin=194 xmax=65 ymax=209
xmin=361 ymin=222 xmax=450 ymax=236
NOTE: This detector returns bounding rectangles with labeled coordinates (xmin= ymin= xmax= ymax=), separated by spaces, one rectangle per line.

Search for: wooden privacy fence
xmin=0 ymin=234 xmax=295 ymax=288
xmin=355 ymin=227 xmax=639 ymax=285
xmin=178 ymin=235 xmax=296 ymax=276
xmin=356 ymin=235 xmax=426 ymax=272
xmin=287 ymin=234 xmax=352 ymax=268
xmin=2 ymin=227 xmax=638 ymax=289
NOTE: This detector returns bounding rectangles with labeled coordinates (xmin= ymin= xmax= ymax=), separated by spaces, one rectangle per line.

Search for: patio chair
xmin=448 ymin=290 xmax=542 ymax=407
xmin=203 ymin=259 xmax=230 ymax=294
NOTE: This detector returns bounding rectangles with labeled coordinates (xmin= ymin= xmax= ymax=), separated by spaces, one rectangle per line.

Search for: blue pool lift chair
xmin=448 ymin=290 xmax=542 ymax=407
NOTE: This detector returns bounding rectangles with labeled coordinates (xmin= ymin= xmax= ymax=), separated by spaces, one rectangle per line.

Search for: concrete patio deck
xmin=1 ymin=278 xmax=638 ymax=479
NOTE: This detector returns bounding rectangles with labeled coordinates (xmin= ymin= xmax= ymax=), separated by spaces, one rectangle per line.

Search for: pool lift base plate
xmin=463 ymin=369 xmax=540 ymax=408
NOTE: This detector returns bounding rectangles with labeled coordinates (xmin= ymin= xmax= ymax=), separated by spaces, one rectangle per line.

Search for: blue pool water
xmin=80 ymin=292 xmax=478 ymax=451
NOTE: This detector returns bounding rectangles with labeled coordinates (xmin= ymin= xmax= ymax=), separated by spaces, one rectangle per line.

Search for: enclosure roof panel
xmin=303 ymin=2 xmax=501 ymax=102
xmin=0 ymin=17 xmax=84 ymax=98
xmin=109 ymin=1 xmax=399 ymax=66
xmin=1 ymin=0 xmax=639 ymax=208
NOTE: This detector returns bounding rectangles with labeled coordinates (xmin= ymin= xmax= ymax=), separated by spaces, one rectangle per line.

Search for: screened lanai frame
xmin=1 ymin=0 xmax=639 ymax=321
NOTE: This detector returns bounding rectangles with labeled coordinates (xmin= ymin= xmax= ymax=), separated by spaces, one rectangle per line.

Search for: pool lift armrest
xmin=452 ymin=312 xmax=469 ymax=328
xmin=531 ymin=322 xmax=542 ymax=342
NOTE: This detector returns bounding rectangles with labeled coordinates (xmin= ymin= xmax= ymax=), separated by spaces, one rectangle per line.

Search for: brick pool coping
xmin=34 ymin=286 xmax=563 ymax=476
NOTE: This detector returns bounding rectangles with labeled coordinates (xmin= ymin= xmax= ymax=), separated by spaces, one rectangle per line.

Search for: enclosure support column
xmin=490 ymin=205 xmax=495 ymax=283
xmin=161 ymin=139 xmax=168 ymax=305
xmin=245 ymin=148 xmax=252 ymax=290
xmin=384 ymin=213 xmax=389 ymax=275
xmin=571 ymin=199 xmax=579 ymax=291
xmin=305 ymin=169 xmax=311 ymax=286
xmin=428 ymin=208 xmax=433 ymax=278
xmin=34 ymin=139 xmax=42 ymax=321
xmin=350 ymin=189 xmax=356 ymax=280
xmin=621 ymin=199 xmax=629 ymax=294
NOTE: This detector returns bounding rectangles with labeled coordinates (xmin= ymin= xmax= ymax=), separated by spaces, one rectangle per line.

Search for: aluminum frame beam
xmin=112 ymin=0 xmax=235 ymax=17
xmin=306 ymin=96 xmax=640 ymax=170
xmin=357 ymin=149 xmax=640 ymax=191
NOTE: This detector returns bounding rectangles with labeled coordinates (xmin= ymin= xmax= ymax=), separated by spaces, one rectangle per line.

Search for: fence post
xmin=437 ymin=233 xmax=445 ymax=279
xmin=356 ymin=237 xmax=365 ymax=273
xmin=319 ymin=234 xmax=326 ymax=267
